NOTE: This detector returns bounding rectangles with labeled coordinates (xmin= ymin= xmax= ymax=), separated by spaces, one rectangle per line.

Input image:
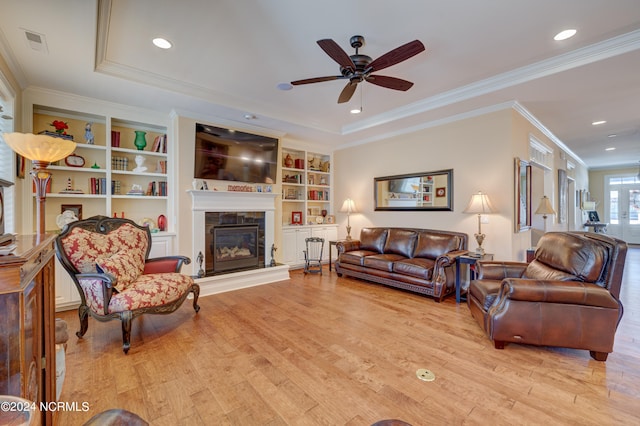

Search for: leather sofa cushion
xmin=360 ymin=228 xmax=389 ymax=253
xmin=525 ymin=233 xmax=608 ymax=283
xmin=413 ymin=232 xmax=460 ymax=259
xmin=468 ymin=279 xmax=503 ymax=310
xmin=339 ymin=250 xmax=378 ymax=266
xmin=393 ymin=258 xmax=435 ymax=280
xmin=363 ymin=254 xmax=407 ymax=272
xmin=383 ymin=229 xmax=418 ymax=258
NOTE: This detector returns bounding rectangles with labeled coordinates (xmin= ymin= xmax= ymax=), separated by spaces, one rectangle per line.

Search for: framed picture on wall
xmin=291 ymin=211 xmax=302 ymax=225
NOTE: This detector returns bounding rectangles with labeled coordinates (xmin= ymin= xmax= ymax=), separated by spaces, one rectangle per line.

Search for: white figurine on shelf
xmin=132 ymin=155 xmax=147 ymax=173
xmin=84 ymin=122 xmax=94 ymax=144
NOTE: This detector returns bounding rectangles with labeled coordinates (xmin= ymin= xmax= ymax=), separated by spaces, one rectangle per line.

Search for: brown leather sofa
xmin=335 ymin=227 xmax=468 ymax=301
xmin=468 ymin=231 xmax=628 ymax=361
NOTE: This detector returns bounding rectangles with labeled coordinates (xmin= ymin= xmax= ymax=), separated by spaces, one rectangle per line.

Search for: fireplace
xmin=189 ymin=190 xmax=289 ymax=295
xmin=205 ymin=212 xmax=265 ymax=275
xmin=211 ymin=224 xmax=259 ymax=273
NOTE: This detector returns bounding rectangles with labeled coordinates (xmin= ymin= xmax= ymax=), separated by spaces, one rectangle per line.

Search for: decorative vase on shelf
xmin=284 ymin=154 xmax=294 ymax=168
xmin=157 ymin=214 xmax=167 ymax=232
xmin=134 ymin=130 xmax=147 ymax=150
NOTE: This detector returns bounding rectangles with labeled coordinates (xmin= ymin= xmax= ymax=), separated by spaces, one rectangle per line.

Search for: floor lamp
xmin=3 ymin=133 xmax=76 ymax=235
xmin=340 ymin=198 xmax=357 ymax=240
xmin=463 ymin=191 xmax=496 ymax=257
xmin=534 ymin=195 xmax=555 ymax=233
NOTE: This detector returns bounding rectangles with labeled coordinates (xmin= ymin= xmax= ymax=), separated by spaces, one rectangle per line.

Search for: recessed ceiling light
xmin=152 ymin=37 xmax=172 ymax=49
xmin=350 ymin=108 xmax=362 ymax=114
xmin=277 ymin=83 xmax=293 ymax=91
xmin=605 ymin=147 xmax=616 ymax=151
xmin=608 ymin=134 xmax=617 ymax=138
xmin=592 ymin=120 xmax=607 ymax=126
xmin=244 ymin=114 xmax=256 ymax=120
xmin=554 ymin=29 xmax=577 ymax=41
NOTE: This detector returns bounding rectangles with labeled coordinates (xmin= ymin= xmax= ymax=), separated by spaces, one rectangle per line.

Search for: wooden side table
xmin=455 ymin=253 xmax=494 ymax=303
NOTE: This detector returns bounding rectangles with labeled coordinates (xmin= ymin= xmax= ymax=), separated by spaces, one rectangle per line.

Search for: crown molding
xmin=343 ymin=29 xmax=640 ymax=136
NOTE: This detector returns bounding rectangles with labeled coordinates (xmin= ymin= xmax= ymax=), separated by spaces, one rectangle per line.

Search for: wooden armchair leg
xmin=494 ymin=340 xmax=506 ymax=349
xmin=120 ymin=311 xmax=133 ymax=354
xmin=191 ymin=284 xmax=201 ymax=313
xmin=77 ymin=305 xmax=90 ymax=338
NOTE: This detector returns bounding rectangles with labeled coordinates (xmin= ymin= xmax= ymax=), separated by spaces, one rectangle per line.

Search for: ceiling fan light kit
xmin=291 ymin=35 xmax=425 ymax=104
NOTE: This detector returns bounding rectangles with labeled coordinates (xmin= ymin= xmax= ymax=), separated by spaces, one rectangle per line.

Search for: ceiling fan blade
xmin=291 ymin=76 xmax=343 ymax=85
xmin=366 ymin=75 xmax=414 ymax=91
xmin=338 ymin=81 xmax=358 ymax=104
xmin=367 ymin=40 xmax=425 ymax=73
xmin=317 ymin=39 xmax=355 ymax=71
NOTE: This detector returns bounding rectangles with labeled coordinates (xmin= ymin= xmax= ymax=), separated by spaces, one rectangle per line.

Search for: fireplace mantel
xmin=189 ymin=190 xmax=278 ymax=212
xmin=188 ymin=190 xmax=289 ymax=296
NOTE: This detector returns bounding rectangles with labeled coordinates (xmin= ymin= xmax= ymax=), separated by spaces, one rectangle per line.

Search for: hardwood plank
xmin=56 ymin=247 xmax=640 ymax=425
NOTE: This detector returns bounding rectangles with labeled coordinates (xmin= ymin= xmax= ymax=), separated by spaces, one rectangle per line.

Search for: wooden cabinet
xmin=0 ymin=234 xmax=57 ymax=425
xmin=282 ymin=227 xmax=311 ymax=267
xmin=311 ymin=225 xmax=338 ymax=262
xmin=281 ymin=225 xmax=337 ymax=267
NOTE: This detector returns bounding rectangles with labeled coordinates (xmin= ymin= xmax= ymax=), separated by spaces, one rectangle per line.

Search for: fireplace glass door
xmin=211 ymin=224 xmax=259 ymax=273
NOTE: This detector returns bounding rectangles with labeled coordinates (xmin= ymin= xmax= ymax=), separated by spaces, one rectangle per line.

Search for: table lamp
xmin=534 ymin=195 xmax=555 ymax=232
xmin=3 ymin=132 xmax=76 ymax=234
xmin=340 ymin=198 xmax=357 ymax=240
xmin=463 ymin=191 xmax=496 ymax=257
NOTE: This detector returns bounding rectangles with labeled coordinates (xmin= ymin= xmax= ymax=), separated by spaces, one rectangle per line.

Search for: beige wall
xmin=334 ymin=107 xmax=589 ymax=261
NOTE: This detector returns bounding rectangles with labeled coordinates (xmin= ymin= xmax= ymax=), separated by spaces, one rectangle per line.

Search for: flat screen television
xmin=194 ymin=123 xmax=278 ymax=184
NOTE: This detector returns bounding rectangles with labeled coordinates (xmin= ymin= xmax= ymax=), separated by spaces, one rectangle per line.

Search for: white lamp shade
xmin=3 ymin=132 xmax=76 ymax=163
xmin=463 ymin=192 xmax=496 ymax=214
xmin=535 ymin=195 xmax=556 ymax=215
xmin=340 ymin=198 xmax=357 ymax=213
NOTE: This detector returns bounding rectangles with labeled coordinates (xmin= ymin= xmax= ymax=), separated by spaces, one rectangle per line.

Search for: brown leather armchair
xmin=468 ymin=232 xmax=627 ymax=361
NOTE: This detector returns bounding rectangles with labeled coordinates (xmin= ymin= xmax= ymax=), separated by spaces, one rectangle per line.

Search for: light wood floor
xmin=56 ymin=248 xmax=640 ymax=426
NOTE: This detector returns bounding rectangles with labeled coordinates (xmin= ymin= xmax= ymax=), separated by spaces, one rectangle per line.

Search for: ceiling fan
xmin=291 ymin=35 xmax=426 ymax=104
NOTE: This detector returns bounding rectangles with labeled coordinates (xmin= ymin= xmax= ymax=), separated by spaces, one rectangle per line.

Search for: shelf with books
xmin=25 ymin=98 xmax=171 ymax=235
xmin=280 ymin=146 xmax=333 ymax=228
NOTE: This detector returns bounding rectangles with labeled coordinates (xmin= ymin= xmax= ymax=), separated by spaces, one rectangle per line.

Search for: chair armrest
xmin=438 ymin=250 xmax=469 ymax=265
xmin=144 ymin=256 xmax=191 ymax=274
xmin=76 ymin=272 xmax=117 ymax=315
xmin=336 ymin=240 xmax=361 ymax=254
xmin=498 ymin=278 xmax=620 ymax=309
xmin=476 ymin=261 xmax=528 ymax=280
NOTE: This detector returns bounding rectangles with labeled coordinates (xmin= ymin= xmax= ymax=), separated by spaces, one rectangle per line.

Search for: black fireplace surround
xmin=205 ymin=212 xmax=265 ymax=275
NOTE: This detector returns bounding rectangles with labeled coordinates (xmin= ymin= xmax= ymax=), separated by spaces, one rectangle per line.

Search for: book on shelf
xmin=151 ymin=134 xmax=167 ymax=153
xmin=307 ymin=190 xmax=329 ymax=201
xmin=111 ymin=180 xmax=121 ymax=195
xmin=111 ymin=156 xmax=129 ymax=171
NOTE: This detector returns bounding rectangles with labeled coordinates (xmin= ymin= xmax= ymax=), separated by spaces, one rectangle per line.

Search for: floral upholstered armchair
xmin=55 ymin=215 xmax=200 ymax=354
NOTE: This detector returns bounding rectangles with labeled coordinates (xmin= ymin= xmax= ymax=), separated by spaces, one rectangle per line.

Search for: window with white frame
xmin=0 ymin=85 xmax=16 ymax=234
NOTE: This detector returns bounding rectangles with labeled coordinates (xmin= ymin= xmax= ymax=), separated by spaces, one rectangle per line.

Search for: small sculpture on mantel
xmin=270 ymin=244 xmax=277 ymax=267
xmin=196 ymin=251 xmax=205 ymax=277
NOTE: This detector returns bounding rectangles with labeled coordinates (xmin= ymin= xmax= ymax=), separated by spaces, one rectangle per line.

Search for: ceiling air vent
xmin=22 ymin=28 xmax=48 ymax=54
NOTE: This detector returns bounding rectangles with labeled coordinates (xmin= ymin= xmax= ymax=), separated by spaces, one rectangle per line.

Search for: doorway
xmin=605 ymin=175 xmax=640 ymax=244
